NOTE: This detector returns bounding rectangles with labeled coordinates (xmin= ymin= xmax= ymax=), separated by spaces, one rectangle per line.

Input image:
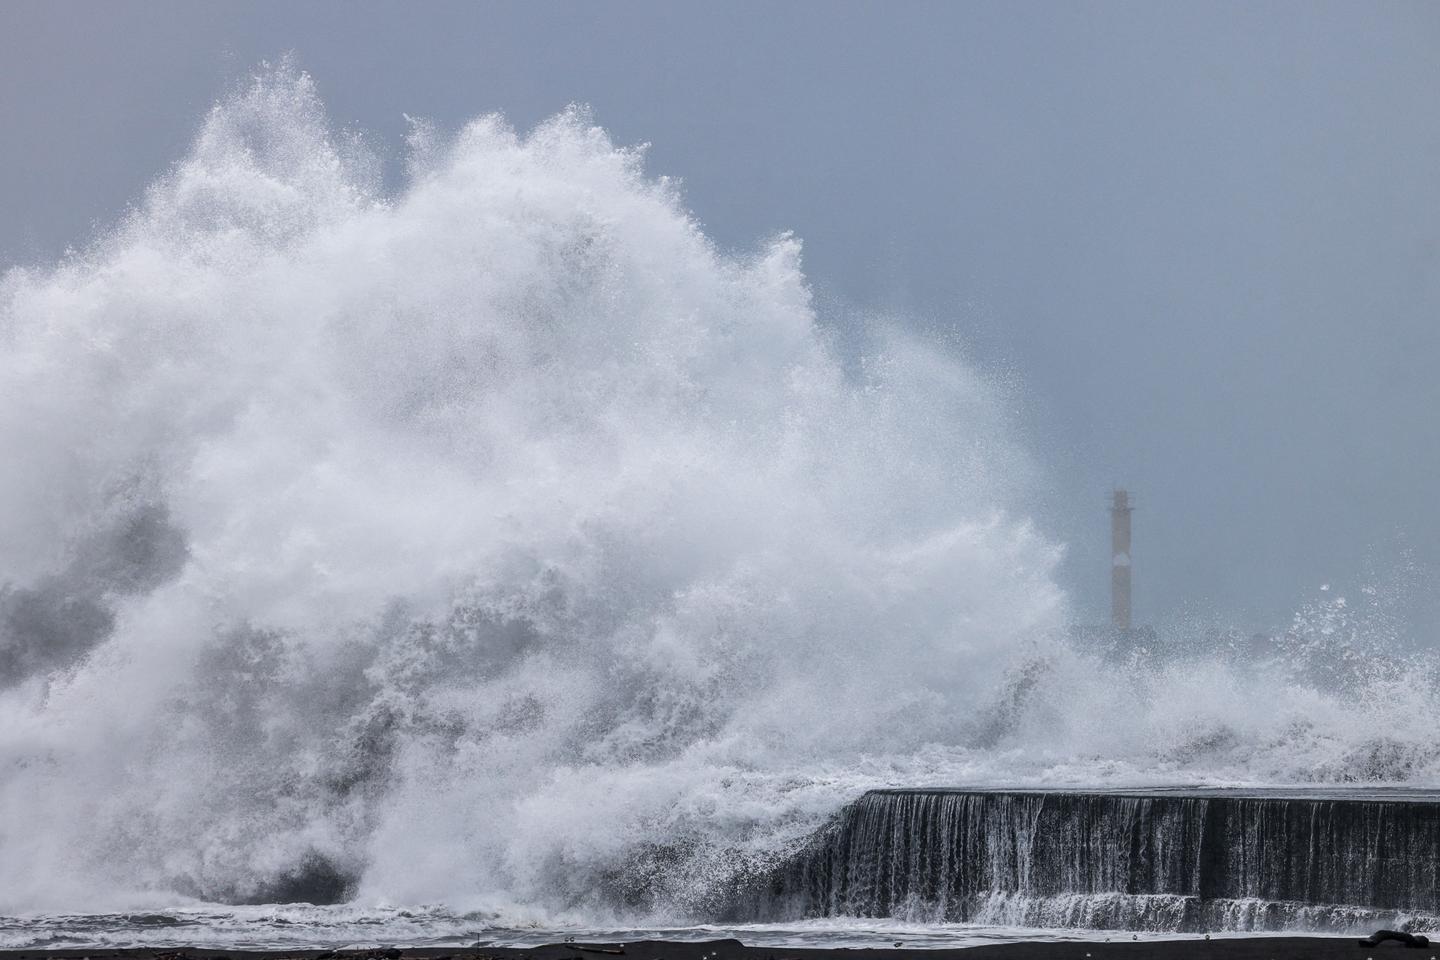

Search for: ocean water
xmin=0 ymin=907 xmax=1274 ymax=952
xmin=2 ymin=64 xmax=1439 ymax=944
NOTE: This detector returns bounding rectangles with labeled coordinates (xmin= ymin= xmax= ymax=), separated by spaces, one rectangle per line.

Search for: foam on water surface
xmin=0 ymin=908 xmax=1319 ymax=952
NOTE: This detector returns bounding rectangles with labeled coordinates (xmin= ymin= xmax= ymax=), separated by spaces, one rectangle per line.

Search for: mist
xmin=5 ymin=2 xmax=1437 ymax=633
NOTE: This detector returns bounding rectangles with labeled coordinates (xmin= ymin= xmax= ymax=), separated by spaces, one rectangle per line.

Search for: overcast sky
xmin=3 ymin=1 xmax=1438 ymax=631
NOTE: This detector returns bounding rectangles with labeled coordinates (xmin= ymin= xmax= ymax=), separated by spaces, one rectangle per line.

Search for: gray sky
xmin=3 ymin=1 xmax=1438 ymax=631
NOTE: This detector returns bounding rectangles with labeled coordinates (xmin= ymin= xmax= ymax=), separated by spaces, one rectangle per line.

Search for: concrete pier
xmin=737 ymin=787 xmax=1440 ymax=932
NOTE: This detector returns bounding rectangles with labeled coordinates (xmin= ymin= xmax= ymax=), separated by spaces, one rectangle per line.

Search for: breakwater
xmin=735 ymin=788 xmax=1440 ymax=932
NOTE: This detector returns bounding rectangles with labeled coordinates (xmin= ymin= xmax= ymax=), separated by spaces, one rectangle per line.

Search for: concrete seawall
xmin=733 ymin=788 xmax=1440 ymax=932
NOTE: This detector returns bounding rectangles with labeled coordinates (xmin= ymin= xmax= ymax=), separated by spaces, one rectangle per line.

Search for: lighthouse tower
xmin=1110 ymin=489 xmax=1133 ymax=631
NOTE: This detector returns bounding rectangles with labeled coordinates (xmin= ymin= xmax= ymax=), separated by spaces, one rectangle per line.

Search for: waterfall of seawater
xmin=739 ymin=790 xmax=1440 ymax=932
xmin=3 ymin=64 xmax=1440 ymax=932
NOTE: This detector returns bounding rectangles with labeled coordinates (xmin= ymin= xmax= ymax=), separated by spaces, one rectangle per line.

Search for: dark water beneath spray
xmin=0 ymin=910 xmax=1218 ymax=952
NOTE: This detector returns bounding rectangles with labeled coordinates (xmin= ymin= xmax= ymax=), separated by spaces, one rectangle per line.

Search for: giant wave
xmin=1 ymin=65 xmax=1438 ymax=928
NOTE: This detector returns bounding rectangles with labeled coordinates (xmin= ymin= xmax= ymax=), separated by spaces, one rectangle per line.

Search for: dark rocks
xmin=1358 ymin=931 xmax=1431 ymax=949
xmin=241 ymin=851 xmax=358 ymax=905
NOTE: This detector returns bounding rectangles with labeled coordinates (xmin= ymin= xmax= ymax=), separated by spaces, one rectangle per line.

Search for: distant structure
xmin=1110 ymin=489 xmax=1132 ymax=630
xmin=1070 ymin=488 xmax=1152 ymax=658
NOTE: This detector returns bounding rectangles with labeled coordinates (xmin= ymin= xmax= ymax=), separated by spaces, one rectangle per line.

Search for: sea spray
xmin=0 ymin=64 xmax=1059 ymax=915
xmin=2 ymin=65 xmax=1439 ymax=925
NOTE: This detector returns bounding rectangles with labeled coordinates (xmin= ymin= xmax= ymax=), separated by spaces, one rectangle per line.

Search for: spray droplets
xmin=0 ymin=64 xmax=1060 ymax=915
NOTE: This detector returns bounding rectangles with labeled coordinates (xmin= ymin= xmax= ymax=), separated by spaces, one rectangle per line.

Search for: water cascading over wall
xmin=736 ymin=789 xmax=1440 ymax=932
